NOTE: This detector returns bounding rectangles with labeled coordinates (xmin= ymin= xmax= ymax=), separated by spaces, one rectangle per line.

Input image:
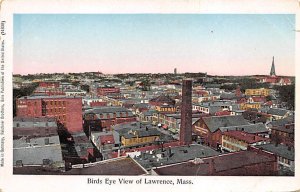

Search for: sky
xmin=13 ymin=14 xmax=295 ymax=76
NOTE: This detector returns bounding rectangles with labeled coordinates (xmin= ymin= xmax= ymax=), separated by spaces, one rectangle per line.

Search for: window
xmin=16 ymin=160 xmax=23 ymax=166
xmin=44 ymin=138 xmax=50 ymax=145
xmin=43 ymin=159 xmax=51 ymax=165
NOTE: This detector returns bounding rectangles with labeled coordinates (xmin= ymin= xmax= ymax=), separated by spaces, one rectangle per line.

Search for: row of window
xmin=222 ymin=142 xmax=242 ymax=151
xmin=46 ymin=108 xmax=66 ymax=113
xmin=46 ymin=100 xmax=67 ymax=106
xmin=223 ymin=137 xmax=248 ymax=147
xmin=278 ymin=156 xmax=291 ymax=165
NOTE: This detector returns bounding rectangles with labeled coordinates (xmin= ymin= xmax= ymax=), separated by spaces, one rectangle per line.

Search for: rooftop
xmin=256 ymin=143 xmax=294 ymax=160
xmin=134 ymin=144 xmax=220 ymax=170
xmin=203 ymin=115 xmax=249 ymax=133
xmin=223 ymin=131 xmax=269 ymax=144
xmin=153 ymin=149 xmax=276 ymax=176
xmin=219 ymin=123 xmax=268 ymax=134
xmin=66 ymin=157 xmax=148 ymax=175
xmin=19 ymin=95 xmax=82 ymax=100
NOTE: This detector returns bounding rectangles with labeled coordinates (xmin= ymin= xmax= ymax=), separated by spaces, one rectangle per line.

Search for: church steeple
xmin=270 ymin=56 xmax=276 ymax=76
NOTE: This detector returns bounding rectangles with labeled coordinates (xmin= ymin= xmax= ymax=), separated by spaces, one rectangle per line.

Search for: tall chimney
xmin=180 ymin=79 xmax=192 ymax=145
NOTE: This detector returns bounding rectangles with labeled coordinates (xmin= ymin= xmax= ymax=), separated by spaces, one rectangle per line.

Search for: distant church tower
xmin=270 ymin=56 xmax=276 ymax=77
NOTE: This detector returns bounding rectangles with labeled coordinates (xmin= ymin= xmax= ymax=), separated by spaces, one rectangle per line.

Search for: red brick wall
xmin=65 ymin=98 xmax=83 ymax=133
xmin=90 ymin=101 xmax=107 ymax=107
xmin=97 ymin=87 xmax=120 ymax=96
xmin=16 ymin=97 xmax=83 ymax=134
xmin=39 ymin=82 xmax=60 ymax=88
xmin=16 ymin=98 xmax=43 ymax=117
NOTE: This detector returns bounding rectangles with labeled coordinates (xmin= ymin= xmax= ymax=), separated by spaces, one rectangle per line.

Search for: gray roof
xmin=112 ymin=122 xmax=153 ymax=131
xmin=85 ymin=106 xmax=131 ymax=114
xmin=256 ymin=143 xmax=294 ymax=160
xmin=219 ymin=123 xmax=268 ymax=134
xmin=267 ymin=108 xmax=290 ymax=116
xmin=19 ymin=95 xmax=82 ymax=99
xmin=270 ymin=116 xmax=294 ymax=127
xmin=13 ymin=136 xmax=63 ymax=166
xmin=85 ymin=107 xmax=135 ymax=119
xmin=203 ymin=115 xmax=249 ymax=133
xmin=121 ymin=128 xmax=161 ymax=139
xmin=13 ymin=117 xmax=57 ymax=128
xmin=142 ymin=110 xmax=156 ymax=116
xmin=134 ymin=144 xmax=220 ymax=170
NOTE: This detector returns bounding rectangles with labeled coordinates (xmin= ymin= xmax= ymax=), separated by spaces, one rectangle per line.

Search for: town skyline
xmin=14 ymin=14 xmax=295 ymax=76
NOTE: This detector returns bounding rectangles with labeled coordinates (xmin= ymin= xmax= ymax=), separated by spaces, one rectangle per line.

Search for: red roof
xmin=252 ymin=96 xmax=266 ymax=103
xmin=215 ymin=110 xmax=231 ymax=116
xmin=223 ymin=131 xmax=269 ymax=144
xmin=100 ymin=135 xmax=115 ymax=144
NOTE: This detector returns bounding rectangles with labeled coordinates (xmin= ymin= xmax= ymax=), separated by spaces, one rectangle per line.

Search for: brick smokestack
xmin=180 ymin=79 xmax=192 ymax=145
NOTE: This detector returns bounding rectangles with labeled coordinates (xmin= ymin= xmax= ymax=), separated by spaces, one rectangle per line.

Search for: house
xmin=239 ymin=102 xmax=261 ymax=110
xmin=256 ymin=143 xmax=294 ymax=175
xmin=245 ymin=88 xmax=270 ymax=96
xmin=119 ymin=128 xmax=161 ymax=147
xmin=192 ymin=115 xmax=249 ymax=148
xmin=267 ymin=108 xmax=292 ymax=120
xmin=221 ymin=130 xmax=270 ymax=152
xmin=270 ymin=124 xmax=294 ymax=147
xmin=83 ymin=107 xmax=136 ymax=132
xmin=90 ymin=131 xmax=120 ymax=160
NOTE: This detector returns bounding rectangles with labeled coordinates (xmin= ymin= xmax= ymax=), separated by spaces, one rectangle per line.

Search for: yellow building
xmin=245 ymin=88 xmax=270 ymax=96
xmin=121 ymin=129 xmax=160 ymax=146
xmin=240 ymin=102 xmax=261 ymax=110
xmin=155 ymin=105 xmax=177 ymax=113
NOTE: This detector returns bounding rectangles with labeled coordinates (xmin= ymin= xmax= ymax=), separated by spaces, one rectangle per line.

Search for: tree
xmin=275 ymin=84 xmax=295 ymax=110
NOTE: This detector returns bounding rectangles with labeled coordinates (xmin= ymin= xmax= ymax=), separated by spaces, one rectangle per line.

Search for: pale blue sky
xmin=14 ymin=14 xmax=295 ymax=76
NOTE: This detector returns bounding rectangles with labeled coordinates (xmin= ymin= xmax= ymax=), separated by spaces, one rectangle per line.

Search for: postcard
xmin=0 ymin=0 xmax=299 ymax=191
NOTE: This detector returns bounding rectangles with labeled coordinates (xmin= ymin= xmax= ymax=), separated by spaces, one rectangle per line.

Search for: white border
xmin=0 ymin=0 xmax=299 ymax=192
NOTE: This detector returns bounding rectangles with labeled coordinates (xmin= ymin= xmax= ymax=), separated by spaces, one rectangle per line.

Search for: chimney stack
xmin=180 ymin=79 xmax=193 ymax=145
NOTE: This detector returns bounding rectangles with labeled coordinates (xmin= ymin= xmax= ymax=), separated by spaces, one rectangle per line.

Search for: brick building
xmin=83 ymin=107 xmax=136 ymax=132
xmin=16 ymin=96 xmax=83 ymax=133
xmin=39 ymin=81 xmax=60 ymax=88
xmin=193 ymin=115 xmax=249 ymax=148
xmin=222 ymin=130 xmax=270 ymax=152
xmin=149 ymin=94 xmax=176 ymax=107
xmin=97 ymin=87 xmax=120 ymax=96
xmin=152 ymin=147 xmax=278 ymax=176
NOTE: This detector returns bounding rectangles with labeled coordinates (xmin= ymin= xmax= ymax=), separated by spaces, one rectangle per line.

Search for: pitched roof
xmin=149 ymin=95 xmax=175 ymax=105
xmin=267 ymin=108 xmax=290 ymax=116
xmin=203 ymin=115 xmax=249 ymax=132
xmin=219 ymin=123 xmax=268 ymax=134
xmin=256 ymin=143 xmax=294 ymax=160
